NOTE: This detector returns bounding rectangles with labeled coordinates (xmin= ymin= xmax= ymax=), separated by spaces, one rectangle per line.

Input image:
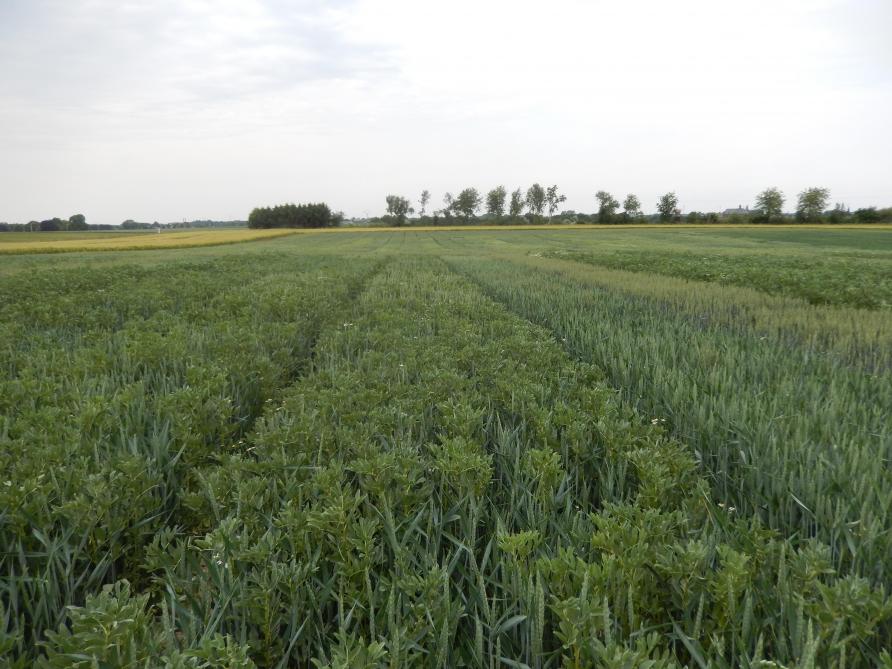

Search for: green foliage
xmin=39 ymin=217 xmax=66 ymax=231
xmin=68 ymin=214 xmax=88 ymax=230
xmin=509 ymin=188 xmax=525 ymax=218
xmin=546 ymin=184 xmax=566 ymax=218
xmin=623 ymin=194 xmax=641 ymax=217
xmin=796 ymin=187 xmax=830 ymax=222
xmin=248 ymin=202 xmax=336 ymax=228
xmin=853 ymin=207 xmax=890 ymax=224
xmin=3 ymin=230 xmax=891 ymax=667
xmin=0 ymin=252 xmax=376 ymax=665
xmin=547 ymin=247 xmax=892 ymax=309
xmin=384 ymin=194 xmax=412 ymax=225
xmin=38 ymin=580 xmax=256 ymax=668
xmin=657 ymin=192 xmax=680 ymax=221
xmin=454 ymin=251 xmax=892 ymax=592
xmin=526 ymin=183 xmax=546 ymax=216
xmin=417 ymin=190 xmax=431 ymax=217
xmin=452 ymin=187 xmax=482 ymax=220
xmin=596 ymin=190 xmax=621 ymax=223
xmin=486 ymin=185 xmax=507 ymax=217
xmin=755 ymin=187 xmax=785 ymax=223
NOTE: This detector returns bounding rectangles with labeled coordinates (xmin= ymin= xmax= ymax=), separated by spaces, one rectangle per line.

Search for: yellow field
xmin=0 ymin=228 xmax=300 ymax=254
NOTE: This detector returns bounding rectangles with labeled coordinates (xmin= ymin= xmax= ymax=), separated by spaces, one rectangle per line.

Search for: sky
xmin=0 ymin=0 xmax=890 ymax=224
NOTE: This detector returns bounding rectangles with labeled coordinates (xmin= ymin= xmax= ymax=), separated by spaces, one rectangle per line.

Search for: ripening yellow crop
xmin=0 ymin=229 xmax=301 ymax=254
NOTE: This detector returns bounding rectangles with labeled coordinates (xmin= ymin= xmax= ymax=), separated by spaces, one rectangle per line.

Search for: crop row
xmin=450 ymin=255 xmax=892 ymax=585
xmin=544 ymin=249 xmax=892 ymax=310
xmin=31 ymin=259 xmax=890 ymax=667
xmin=0 ymin=254 xmax=378 ymax=664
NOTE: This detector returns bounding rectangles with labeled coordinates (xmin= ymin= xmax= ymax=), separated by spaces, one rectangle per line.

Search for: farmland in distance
xmin=1 ymin=226 xmax=890 ymax=668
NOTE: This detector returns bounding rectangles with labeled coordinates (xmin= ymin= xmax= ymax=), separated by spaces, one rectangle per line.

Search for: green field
xmin=2 ymin=227 xmax=890 ymax=667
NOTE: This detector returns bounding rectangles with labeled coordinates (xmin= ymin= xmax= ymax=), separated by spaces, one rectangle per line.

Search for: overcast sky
xmin=1 ymin=0 xmax=890 ymax=224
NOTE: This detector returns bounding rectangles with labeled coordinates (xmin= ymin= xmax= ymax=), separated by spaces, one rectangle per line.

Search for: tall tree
xmin=486 ymin=186 xmax=507 ymax=217
xmin=754 ymin=187 xmax=785 ymax=223
xmin=385 ymin=195 xmax=412 ymax=226
xmin=595 ymin=191 xmax=620 ymax=223
xmin=525 ymin=184 xmax=546 ymax=217
xmin=509 ymin=189 xmax=525 ymax=218
xmin=418 ymin=190 xmax=431 ymax=217
xmin=656 ymin=192 xmax=680 ymax=222
xmin=796 ymin=187 xmax=830 ymax=222
xmin=453 ymin=188 xmax=482 ymax=220
xmin=68 ymin=214 xmax=88 ymax=230
xmin=545 ymin=185 xmax=566 ymax=219
xmin=622 ymin=194 xmax=641 ymax=217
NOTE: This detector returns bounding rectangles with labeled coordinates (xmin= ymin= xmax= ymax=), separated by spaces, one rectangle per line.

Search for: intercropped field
xmin=1 ymin=227 xmax=890 ymax=668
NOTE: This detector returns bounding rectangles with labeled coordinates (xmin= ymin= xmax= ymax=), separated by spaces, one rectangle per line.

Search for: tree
xmin=248 ymin=203 xmax=336 ymax=229
xmin=385 ymin=195 xmax=412 ymax=226
xmin=796 ymin=187 xmax=830 ymax=222
xmin=418 ymin=190 xmax=431 ymax=217
xmin=623 ymin=194 xmax=641 ymax=218
xmin=545 ymin=185 xmax=566 ymax=219
xmin=441 ymin=193 xmax=455 ymax=223
xmin=509 ymin=189 xmax=525 ymax=218
xmin=754 ymin=187 xmax=784 ymax=223
xmin=656 ymin=192 xmax=680 ymax=222
xmin=525 ymin=184 xmax=546 ymax=217
xmin=827 ymin=203 xmax=850 ymax=224
xmin=853 ymin=207 xmax=881 ymax=224
xmin=453 ymin=188 xmax=481 ymax=221
xmin=485 ymin=186 xmax=507 ymax=218
xmin=68 ymin=214 xmax=88 ymax=230
xmin=595 ymin=191 xmax=620 ymax=223
xmin=39 ymin=218 xmax=65 ymax=231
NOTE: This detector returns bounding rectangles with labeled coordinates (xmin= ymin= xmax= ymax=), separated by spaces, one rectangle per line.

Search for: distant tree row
xmin=375 ymin=186 xmax=891 ymax=226
xmin=383 ymin=183 xmax=568 ymax=226
xmin=0 ymin=214 xmax=91 ymax=232
xmin=0 ymin=216 xmax=250 ymax=232
xmin=120 ymin=219 xmax=247 ymax=229
xmin=247 ymin=203 xmax=341 ymax=229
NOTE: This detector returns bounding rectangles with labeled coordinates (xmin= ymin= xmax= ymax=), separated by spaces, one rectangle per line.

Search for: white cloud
xmin=0 ymin=0 xmax=889 ymax=223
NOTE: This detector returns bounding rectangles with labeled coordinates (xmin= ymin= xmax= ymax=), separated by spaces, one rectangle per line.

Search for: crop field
xmin=1 ymin=227 xmax=890 ymax=668
xmin=0 ymin=228 xmax=299 ymax=254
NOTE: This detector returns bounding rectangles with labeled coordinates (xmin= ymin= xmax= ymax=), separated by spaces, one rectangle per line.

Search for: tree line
xmin=383 ymin=184 xmax=568 ymax=226
xmin=247 ymin=203 xmax=342 ymax=229
xmin=0 ymin=216 xmax=250 ymax=232
xmin=4 ymin=188 xmax=889 ymax=233
xmin=0 ymin=214 xmax=96 ymax=232
xmin=378 ymin=185 xmax=891 ymax=226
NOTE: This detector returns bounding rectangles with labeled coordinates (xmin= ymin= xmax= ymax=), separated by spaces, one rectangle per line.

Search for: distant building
xmin=722 ymin=205 xmax=752 ymax=217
